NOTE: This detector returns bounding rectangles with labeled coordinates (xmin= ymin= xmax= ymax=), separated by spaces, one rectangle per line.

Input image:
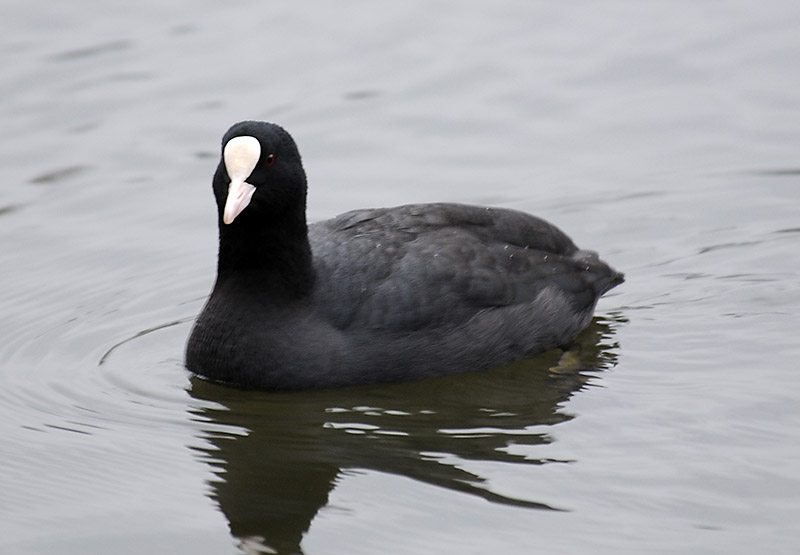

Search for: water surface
xmin=2 ymin=1 xmax=799 ymax=553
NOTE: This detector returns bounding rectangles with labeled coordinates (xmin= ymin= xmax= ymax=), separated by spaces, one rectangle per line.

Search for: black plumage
xmin=185 ymin=121 xmax=623 ymax=389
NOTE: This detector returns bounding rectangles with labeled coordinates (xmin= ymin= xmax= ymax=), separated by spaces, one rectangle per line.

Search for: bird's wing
xmin=309 ymin=203 xmax=619 ymax=331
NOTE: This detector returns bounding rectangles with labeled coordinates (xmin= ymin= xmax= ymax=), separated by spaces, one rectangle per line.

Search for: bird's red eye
xmin=265 ymin=154 xmax=276 ymax=166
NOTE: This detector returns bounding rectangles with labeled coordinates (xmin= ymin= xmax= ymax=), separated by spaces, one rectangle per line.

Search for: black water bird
xmin=185 ymin=121 xmax=623 ymax=389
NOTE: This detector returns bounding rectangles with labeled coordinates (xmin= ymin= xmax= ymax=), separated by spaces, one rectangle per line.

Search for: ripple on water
xmin=0 ymin=251 xmax=213 ymax=530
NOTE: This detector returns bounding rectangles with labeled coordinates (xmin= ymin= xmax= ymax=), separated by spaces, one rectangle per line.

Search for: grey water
xmin=2 ymin=1 xmax=800 ymax=553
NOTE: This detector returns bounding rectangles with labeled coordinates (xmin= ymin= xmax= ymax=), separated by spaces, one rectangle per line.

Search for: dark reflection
xmin=47 ymin=40 xmax=131 ymax=62
xmin=188 ymin=316 xmax=623 ymax=554
xmin=28 ymin=165 xmax=91 ymax=185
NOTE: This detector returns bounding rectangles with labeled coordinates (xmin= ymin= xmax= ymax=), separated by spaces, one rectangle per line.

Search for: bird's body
xmin=186 ymin=122 xmax=623 ymax=389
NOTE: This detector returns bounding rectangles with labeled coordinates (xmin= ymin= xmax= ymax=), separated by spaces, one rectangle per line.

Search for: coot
xmin=186 ymin=121 xmax=623 ymax=389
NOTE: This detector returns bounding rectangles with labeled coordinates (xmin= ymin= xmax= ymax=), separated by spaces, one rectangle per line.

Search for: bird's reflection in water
xmin=188 ymin=316 xmax=623 ymax=554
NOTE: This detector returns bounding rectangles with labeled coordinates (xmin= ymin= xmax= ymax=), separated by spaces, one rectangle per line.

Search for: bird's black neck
xmin=214 ymin=206 xmax=314 ymax=301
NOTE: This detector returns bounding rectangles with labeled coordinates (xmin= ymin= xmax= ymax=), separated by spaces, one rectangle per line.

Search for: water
xmin=2 ymin=1 xmax=799 ymax=553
